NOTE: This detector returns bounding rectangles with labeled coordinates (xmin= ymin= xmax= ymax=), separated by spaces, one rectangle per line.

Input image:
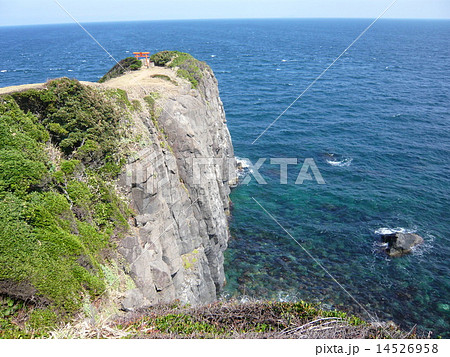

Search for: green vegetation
xmin=10 ymin=78 xmax=124 ymax=170
xmin=150 ymin=51 xmax=175 ymax=66
xmin=0 ymin=79 xmax=130 ymax=321
xmin=0 ymin=295 xmax=60 ymax=338
xmin=150 ymin=74 xmax=178 ymax=86
xmin=0 ymin=296 xmax=32 ymax=338
xmin=28 ymin=308 xmax=60 ymax=332
xmin=153 ymin=314 xmax=223 ymax=336
xmin=120 ymin=300 xmax=410 ymax=339
xmin=150 ymin=51 xmax=207 ymax=89
xmin=182 ymin=250 xmax=199 ymax=270
xmin=143 ymin=93 xmax=159 ymax=111
xmin=107 ymin=88 xmax=132 ymax=111
xmin=143 ymin=92 xmax=161 ymax=124
xmin=130 ymin=99 xmax=142 ymax=112
xmin=98 ymin=57 xmax=142 ymax=83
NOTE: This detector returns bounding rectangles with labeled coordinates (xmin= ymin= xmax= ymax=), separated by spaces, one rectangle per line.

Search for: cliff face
xmin=110 ymin=61 xmax=235 ymax=309
xmin=0 ymin=54 xmax=234 ymax=313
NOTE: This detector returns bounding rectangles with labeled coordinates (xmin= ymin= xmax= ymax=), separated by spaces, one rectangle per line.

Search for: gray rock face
xmin=381 ymin=233 xmax=424 ymax=257
xmin=117 ymin=64 xmax=236 ymax=310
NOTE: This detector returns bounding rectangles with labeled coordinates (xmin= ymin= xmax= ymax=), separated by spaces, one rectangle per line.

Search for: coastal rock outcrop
xmin=110 ymin=54 xmax=236 ymax=309
xmin=0 ymin=53 xmax=235 ymax=313
xmin=381 ymin=232 xmax=424 ymax=257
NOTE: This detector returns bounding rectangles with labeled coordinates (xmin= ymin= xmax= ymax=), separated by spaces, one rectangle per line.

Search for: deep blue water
xmin=0 ymin=19 xmax=449 ymax=337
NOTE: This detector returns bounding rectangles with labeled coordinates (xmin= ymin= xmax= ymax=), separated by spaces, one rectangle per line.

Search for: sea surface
xmin=0 ymin=19 xmax=449 ymax=337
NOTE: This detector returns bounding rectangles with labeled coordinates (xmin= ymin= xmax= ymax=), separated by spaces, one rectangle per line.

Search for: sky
xmin=1 ymin=0 xmax=449 ymax=26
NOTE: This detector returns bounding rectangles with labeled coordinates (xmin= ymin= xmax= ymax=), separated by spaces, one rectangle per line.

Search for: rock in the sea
xmin=381 ymin=232 xmax=424 ymax=257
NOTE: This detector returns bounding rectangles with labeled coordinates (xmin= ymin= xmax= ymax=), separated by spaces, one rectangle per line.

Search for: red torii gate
xmin=133 ymin=52 xmax=150 ymax=68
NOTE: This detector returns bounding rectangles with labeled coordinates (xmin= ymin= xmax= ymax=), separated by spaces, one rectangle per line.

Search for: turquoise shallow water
xmin=0 ymin=19 xmax=449 ymax=336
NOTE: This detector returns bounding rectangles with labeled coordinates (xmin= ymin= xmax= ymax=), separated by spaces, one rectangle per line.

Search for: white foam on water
xmin=236 ymin=157 xmax=251 ymax=169
xmin=0 ymin=70 xmax=7 ymax=73
xmin=374 ymin=227 xmax=415 ymax=235
xmin=326 ymin=158 xmax=353 ymax=167
xmin=236 ymin=157 xmax=253 ymax=179
xmin=413 ymin=234 xmax=435 ymax=258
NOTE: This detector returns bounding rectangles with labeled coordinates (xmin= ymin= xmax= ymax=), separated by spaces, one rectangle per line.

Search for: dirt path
xmin=99 ymin=66 xmax=182 ymax=100
xmin=0 ymin=82 xmax=46 ymax=95
xmin=0 ymin=66 xmax=182 ymax=100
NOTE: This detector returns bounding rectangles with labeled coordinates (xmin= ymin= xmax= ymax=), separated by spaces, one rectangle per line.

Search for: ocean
xmin=0 ymin=18 xmax=448 ymax=337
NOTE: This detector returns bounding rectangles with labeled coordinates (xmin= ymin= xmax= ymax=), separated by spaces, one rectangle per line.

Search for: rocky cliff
xmin=0 ymin=53 xmax=235 ymax=314
xmin=107 ymin=55 xmax=236 ymax=309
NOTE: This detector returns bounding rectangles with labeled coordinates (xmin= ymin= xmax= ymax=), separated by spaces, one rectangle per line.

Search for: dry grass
xmin=115 ymin=300 xmax=417 ymax=339
xmin=49 ymin=314 xmax=128 ymax=339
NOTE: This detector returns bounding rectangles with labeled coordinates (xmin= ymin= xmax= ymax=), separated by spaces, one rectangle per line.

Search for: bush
xmin=0 ymin=82 xmax=130 ymax=314
xmin=98 ymin=57 xmax=142 ymax=83
xmin=150 ymin=51 xmax=177 ymax=66
xmin=11 ymin=78 xmax=123 ymax=169
xmin=150 ymin=51 xmax=207 ymax=89
xmin=0 ymin=150 xmax=47 ymax=196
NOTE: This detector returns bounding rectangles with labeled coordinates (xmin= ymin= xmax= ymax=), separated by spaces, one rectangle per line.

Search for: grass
xmin=143 ymin=92 xmax=161 ymax=126
xmin=130 ymin=99 xmax=142 ymax=112
xmin=150 ymin=74 xmax=178 ymax=86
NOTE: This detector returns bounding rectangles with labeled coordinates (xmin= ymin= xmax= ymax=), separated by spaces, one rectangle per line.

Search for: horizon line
xmin=1 ymin=16 xmax=450 ymax=28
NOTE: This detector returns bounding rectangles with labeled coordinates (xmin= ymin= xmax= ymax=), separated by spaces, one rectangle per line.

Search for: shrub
xmin=98 ymin=57 xmax=142 ymax=83
xmin=11 ymin=78 xmax=123 ymax=170
xmin=0 ymin=82 xmax=130 ymax=315
xmin=0 ymin=150 xmax=47 ymax=196
xmin=60 ymin=159 xmax=81 ymax=176
xmin=150 ymin=51 xmax=176 ymax=66
xmin=150 ymin=51 xmax=207 ymax=89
